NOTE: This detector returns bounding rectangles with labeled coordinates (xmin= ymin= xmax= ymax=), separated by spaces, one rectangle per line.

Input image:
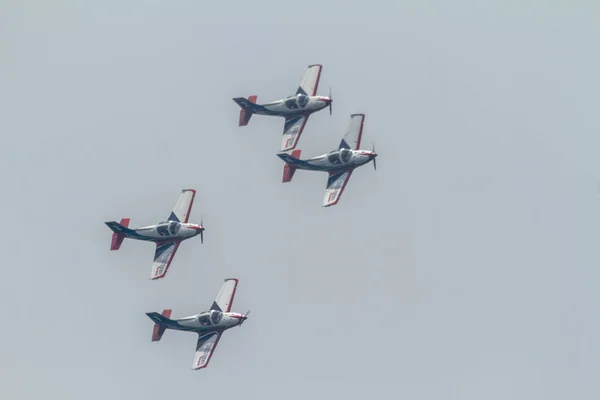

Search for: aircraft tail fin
xmin=279 ymin=150 xmax=302 ymax=183
xmin=146 ymin=309 xmax=173 ymax=342
xmin=105 ymin=218 xmax=131 ymax=251
xmin=233 ymin=95 xmax=258 ymax=126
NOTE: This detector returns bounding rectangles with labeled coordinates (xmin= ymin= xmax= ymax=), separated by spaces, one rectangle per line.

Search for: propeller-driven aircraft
xmin=146 ymin=278 xmax=249 ymax=370
xmin=232 ymin=64 xmax=332 ymax=152
xmin=276 ymin=113 xmax=377 ymax=207
xmin=105 ymin=189 xmax=204 ymax=280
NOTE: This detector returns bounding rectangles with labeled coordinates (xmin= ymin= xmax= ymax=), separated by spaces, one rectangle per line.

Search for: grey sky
xmin=2 ymin=1 xmax=599 ymax=398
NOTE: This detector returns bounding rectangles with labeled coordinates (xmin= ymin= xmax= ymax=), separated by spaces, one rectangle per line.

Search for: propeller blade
xmin=201 ymin=216 xmax=205 ymax=243
xmin=328 ymin=87 xmax=333 ymax=115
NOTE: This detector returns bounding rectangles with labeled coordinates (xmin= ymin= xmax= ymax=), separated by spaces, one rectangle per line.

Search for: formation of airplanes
xmin=106 ymin=64 xmax=379 ymax=370
xmin=233 ymin=64 xmax=378 ymax=207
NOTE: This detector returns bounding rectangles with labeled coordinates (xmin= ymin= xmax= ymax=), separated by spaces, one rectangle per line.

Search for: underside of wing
xmin=168 ymin=189 xmax=196 ymax=223
xmin=281 ymin=114 xmax=308 ymax=152
xmin=150 ymin=241 xmax=180 ymax=280
xmin=192 ymin=331 xmax=222 ymax=370
xmin=211 ymin=278 xmax=239 ymax=312
xmin=323 ymin=170 xmax=353 ymax=207
xmin=296 ymin=64 xmax=322 ymax=96
xmin=338 ymin=114 xmax=365 ymax=150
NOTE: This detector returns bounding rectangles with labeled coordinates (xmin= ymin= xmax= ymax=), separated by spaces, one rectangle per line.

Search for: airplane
xmin=232 ymin=64 xmax=333 ymax=152
xmin=276 ymin=113 xmax=378 ymax=207
xmin=104 ymin=189 xmax=204 ymax=280
xmin=146 ymin=278 xmax=249 ymax=370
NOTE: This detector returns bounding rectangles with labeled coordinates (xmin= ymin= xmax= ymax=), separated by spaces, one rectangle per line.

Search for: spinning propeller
xmin=200 ymin=216 xmax=204 ymax=244
xmin=372 ymin=142 xmax=377 ymax=171
xmin=328 ymin=87 xmax=333 ymax=115
xmin=239 ymin=310 xmax=251 ymax=327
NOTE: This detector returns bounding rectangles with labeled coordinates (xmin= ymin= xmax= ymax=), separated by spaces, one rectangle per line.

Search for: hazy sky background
xmin=2 ymin=1 xmax=600 ymax=398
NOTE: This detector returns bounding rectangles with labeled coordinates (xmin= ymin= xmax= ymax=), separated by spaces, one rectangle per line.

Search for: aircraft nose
xmin=234 ymin=314 xmax=248 ymax=326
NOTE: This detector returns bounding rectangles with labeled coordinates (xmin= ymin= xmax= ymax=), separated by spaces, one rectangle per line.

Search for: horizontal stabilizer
xmin=234 ymin=95 xmax=257 ymax=126
xmin=106 ymin=218 xmax=131 ymax=251
xmin=282 ymin=150 xmax=302 ymax=183
xmin=148 ymin=309 xmax=173 ymax=342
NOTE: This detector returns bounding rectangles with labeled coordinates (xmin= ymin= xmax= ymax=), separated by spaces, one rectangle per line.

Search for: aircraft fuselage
xmin=153 ymin=310 xmax=247 ymax=333
xmin=254 ymin=94 xmax=331 ymax=117
xmin=288 ymin=148 xmax=377 ymax=172
xmin=124 ymin=221 xmax=203 ymax=242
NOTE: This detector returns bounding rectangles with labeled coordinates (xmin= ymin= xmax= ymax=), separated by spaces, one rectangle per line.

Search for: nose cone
xmin=233 ymin=314 xmax=248 ymax=326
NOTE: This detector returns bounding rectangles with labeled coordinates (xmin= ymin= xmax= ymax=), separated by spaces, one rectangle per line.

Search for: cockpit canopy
xmin=327 ymin=148 xmax=352 ymax=164
xmin=157 ymin=220 xmax=181 ymax=236
xmin=197 ymin=310 xmax=223 ymax=326
xmin=297 ymin=93 xmax=309 ymax=107
xmin=284 ymin=93 xmax=309 ymax=109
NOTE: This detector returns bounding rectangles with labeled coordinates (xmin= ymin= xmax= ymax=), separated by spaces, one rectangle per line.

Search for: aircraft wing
xmin=211 ymin=278 xmax=239 ymax=312
xmin=338 ymin=114 xmax=365 ymax=150
xmin=168 ymin=189 xmax=196 ymax=223
xmin=323 ymin=170 xmax=353 ymax=207
xmin=192 ymin=331 xmax=222 ymax=370
xmin=150 ymin=241 xmax=180 ymax=280
xmin=296 ymin=64 xmax=322 ymax=96
xmin=281 ymin=114 xmax=308 ymax=152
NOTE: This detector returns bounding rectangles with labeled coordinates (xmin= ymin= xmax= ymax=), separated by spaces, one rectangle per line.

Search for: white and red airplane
xmin=233 ymin=64 xmax=332 ymax=152
xmin=276 ymin=113 xmax=378 ymax=207
xmin=104 ymin=189 xmax=204 ymax=280
xmin=146 ymin=278 xmax=249 ymax=370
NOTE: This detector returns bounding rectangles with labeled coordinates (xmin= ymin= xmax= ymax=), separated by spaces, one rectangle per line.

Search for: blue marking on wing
xmin=327 ymin=170 xmax=347 ymax=188
xmin=284 ymin=115 xmax=304 ymax=132
xmin=338 ymin=139 xmax=351 ymax=149
xmin=167 ymin=212 xmax=180 ymax=222
xmin=155 ymin=242 xmax=175 ymax=259
xmin=296 ymin=87 xmax=307 ymax=96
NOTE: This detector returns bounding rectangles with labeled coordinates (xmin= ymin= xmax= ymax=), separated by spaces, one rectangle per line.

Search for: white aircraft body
xmin=146 ymin=278 xmax=249 ymax=370
xmin=233 ymin=64 xmax=332 ymax=152
xmin=276 ymin=114 xmax=378 ymax=207
xmin=105 ymin=189 xmax=204 ymax=280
